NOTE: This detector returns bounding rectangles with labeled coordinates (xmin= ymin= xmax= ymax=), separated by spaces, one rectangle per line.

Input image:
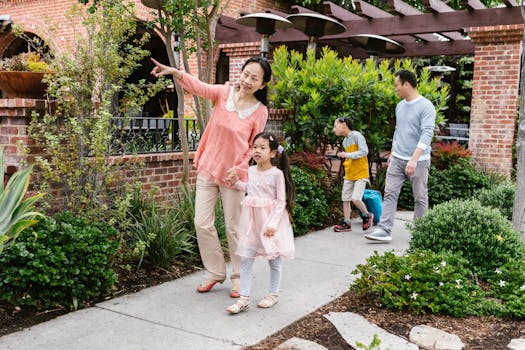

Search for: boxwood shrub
xmin=475 ymin=181 xmax=515 ymax=222
xmin=408 ymin=199 xmax=525 ymax=279
xmin=398 ymin=161 xmax=491 ymax=209
xmin=291 ymin=165 xmax=329 ymax=235
xmin=0 ymin=211 xmax=118 ymax=309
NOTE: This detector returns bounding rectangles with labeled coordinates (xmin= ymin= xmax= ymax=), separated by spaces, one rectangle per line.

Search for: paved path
xmin=0 ymin=212 xmax=414 ymax=350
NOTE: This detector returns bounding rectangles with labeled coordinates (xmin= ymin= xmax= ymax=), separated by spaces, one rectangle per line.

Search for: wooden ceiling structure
xmin=216 ymin=0 xmax=524 ymax=58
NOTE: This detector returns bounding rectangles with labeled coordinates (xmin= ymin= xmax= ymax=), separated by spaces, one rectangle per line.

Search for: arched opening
xmin=2 ymin=33 xmax=50 ymax=58
xmin=123 ymin=23 xmax=177 ymax=119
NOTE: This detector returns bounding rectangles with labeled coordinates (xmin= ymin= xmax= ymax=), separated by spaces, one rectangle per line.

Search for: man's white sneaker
xmin=365 ymin=228 xmax=392 ymax=242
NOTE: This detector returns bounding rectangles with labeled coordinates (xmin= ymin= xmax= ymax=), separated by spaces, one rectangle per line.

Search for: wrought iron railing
xmin=109 ymin=116 xmax=201 ymax=155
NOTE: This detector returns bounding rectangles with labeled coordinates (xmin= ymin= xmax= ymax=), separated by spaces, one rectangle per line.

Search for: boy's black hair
xmin=336 ymin=117 xmax=353 ymax=130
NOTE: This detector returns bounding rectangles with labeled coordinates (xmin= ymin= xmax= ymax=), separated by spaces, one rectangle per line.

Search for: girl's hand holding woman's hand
xmin=226 ymin=167 xmax=239 ymax=184
xmin=150 ymin=58 xmax=182 ymax=79
xmin=263 ymin=227 xmax=275 ymax=237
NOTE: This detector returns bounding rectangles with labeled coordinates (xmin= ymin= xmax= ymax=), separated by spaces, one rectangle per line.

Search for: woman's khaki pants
xmin=194 ymin=174 xmax=244 ymax=282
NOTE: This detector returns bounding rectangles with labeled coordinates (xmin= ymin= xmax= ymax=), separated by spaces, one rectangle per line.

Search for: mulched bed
xmin=2 ymin=259 xmax=525 ymax=349
xmin=246 ymin=290 xmax=525 ymax=350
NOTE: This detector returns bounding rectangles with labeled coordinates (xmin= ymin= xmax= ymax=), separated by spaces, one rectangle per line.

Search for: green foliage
xmin=0 ymin=211 xmax=118 ymax=309
xmin=352 ymin=250 xmax=484 ymax=316
xmin=270 ymin=46 xmax=449 ymax=165
xmin=124 ymin=186 xmax=199 ymax=269
xmin=398 ymin=161 xmax=492 ymax=209
xmin=476 ymin=181 xmax=515 ymax=222
xmin=408 ymin=199 xmax=525 ymax=279
xmin=355 ymin=334 xmax=385 ymax=350
xmin=0 ymin=147 xmax=44 ymax=253
xmin=291 ymin=165 xmax=329 ymax=235
xmin=29 ymin=0 xmax=166 ymax=220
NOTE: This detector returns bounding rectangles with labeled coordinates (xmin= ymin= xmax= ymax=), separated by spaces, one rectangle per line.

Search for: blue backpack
xmin=362 ymin=189 xmax=382 ymax=224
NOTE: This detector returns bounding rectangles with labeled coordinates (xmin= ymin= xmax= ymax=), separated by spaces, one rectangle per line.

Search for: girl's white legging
xmin=239 ymin=251 xmax=282 ymax=298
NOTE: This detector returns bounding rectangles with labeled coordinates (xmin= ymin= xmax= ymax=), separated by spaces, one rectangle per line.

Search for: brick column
xmin=465 ymin=24 xmax=523 ymax=176
xmin=0 ymin=98 xmax=47 ymax=171
xmin=221 ymin=42 xmax=261 ymax=83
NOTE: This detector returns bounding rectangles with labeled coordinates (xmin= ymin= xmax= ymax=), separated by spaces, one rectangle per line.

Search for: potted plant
xmin=0 ymin=52 xmax=51 ymax=98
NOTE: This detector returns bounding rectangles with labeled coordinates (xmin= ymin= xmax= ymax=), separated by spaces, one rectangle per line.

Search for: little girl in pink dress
xmin=225 ymin=132 xmax=295 ymax=314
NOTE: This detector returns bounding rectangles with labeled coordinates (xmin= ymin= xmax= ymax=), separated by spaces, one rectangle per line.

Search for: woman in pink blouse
xmin=151 ymin=56 xmax=271 ymax=298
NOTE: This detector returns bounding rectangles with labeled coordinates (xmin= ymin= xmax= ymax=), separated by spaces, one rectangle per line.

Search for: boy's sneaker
xmin=334 ymin=221 xmax=352 ymax=232
xmin=362 ymin=213 xmax=374 ymax=231
xmin=365 ymin=228 xmax=392 ymax=242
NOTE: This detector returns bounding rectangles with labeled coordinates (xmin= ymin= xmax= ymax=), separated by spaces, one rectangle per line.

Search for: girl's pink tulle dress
xmin=234 ymin=165 xmax=295 ymax=260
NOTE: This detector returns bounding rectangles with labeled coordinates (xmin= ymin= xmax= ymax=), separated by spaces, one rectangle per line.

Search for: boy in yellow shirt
xmin=332 ymin=117 xmax=374 ymax=232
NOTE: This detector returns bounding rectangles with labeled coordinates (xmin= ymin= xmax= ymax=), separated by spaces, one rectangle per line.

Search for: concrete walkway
xmin=0 ymin=212 xmax=414 ymax=350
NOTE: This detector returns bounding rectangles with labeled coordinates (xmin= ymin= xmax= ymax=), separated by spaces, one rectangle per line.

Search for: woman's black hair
xmin=241 ymin=56 xmax=272 ymax=106
xmin=252 ymin=131 xmax=295 ymax=217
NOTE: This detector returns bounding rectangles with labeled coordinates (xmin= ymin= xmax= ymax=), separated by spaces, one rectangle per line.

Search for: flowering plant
xmin=0 ymin=52 xmax=51 ymax=72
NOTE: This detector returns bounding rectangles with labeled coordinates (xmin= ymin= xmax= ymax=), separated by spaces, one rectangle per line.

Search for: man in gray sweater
xmin=365 ymin=70 xmax=436 ymax=242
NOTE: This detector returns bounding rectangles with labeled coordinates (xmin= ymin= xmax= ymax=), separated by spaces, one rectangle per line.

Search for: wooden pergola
xmin=216 ymin=0 xmax=523 ymax=58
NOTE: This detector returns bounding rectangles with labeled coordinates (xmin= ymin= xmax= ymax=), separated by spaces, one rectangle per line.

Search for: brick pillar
xmin=465 ymin=24 xmax=523 ymax=176
xmin=221 ymin=42 xmax=261 ymax=83
xmin=0 ymin=98 xmax=47 ymax=170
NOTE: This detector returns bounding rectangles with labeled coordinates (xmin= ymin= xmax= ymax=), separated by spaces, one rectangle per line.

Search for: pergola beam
xmin=217 ymin=1 xmax=523 ymax=58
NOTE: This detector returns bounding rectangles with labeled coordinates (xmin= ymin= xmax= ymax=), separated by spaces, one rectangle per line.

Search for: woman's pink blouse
xmin=178 ymin=72 xmax=268 ymax=187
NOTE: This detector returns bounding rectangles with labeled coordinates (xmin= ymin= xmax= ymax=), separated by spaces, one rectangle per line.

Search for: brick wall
xmin=0 ymin=98 xmax=198 ymax=208
xmin=465 ymin=24 xmax=523 ymax=176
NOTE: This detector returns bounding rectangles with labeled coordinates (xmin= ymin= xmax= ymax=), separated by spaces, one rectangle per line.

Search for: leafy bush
xmin=291 ymin=165 xmax=329 ymax=235
xmin=352 ymin=250 xmax=484 ymax=316
xmin=0 ymin=212 xmax=118 ymax=309
xmin=476 ymin=181 xmax=515 ymax=222
xmin=398 ymin=161 xmax=492 ymax=209
xmin=270 ymin=46 xmax=449 ymax=162
xmin=125 ymin=187 xmax=199 ymax=269
xmin=431 ymin=141 xmax=471 ymax=170
xmin=408 ymin=199 xmax=525 ymax=279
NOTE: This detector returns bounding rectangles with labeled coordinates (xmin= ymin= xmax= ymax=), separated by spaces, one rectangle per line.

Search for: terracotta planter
xmin=0 ymin=71 xmax=48 ymax=99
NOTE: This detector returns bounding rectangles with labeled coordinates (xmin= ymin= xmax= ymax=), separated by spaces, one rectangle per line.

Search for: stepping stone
xmin=508 ymin=338 xmax=525 ymax=350
xmin=274 ymin=337 xmax=328 ymax=350
xmin=409 ymin=325 xmax=464 ymax=350
xmin=324 ymin=312 xmax=418 ymax=350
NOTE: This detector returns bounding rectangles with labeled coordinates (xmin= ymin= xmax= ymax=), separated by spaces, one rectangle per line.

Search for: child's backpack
xmin=362 ymin=189 xmax=382 ymax=224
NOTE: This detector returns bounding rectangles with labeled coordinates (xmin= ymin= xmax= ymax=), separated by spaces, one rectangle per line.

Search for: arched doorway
xmin=123 ymin=23 xmax=177 ymax=120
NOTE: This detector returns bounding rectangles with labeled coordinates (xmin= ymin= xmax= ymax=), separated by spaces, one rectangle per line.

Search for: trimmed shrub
xmin=398 ymin=161 xmax=491 ymax=209
xmin=351 ymin=250 xmax=484 ymax=316
xmin=408 ymin=199 xmax=525 ymax=279
xmin=0 ymin=212 xmax=118 ymax=309
xmin=291 ymin=165 xmax=329 ymax=235
xmin=476 ymin=181 xmax=515 ymax=222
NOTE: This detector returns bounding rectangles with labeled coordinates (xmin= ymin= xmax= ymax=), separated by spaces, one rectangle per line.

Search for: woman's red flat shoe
xmin=197 ymin=279 xmax=224 ymax=293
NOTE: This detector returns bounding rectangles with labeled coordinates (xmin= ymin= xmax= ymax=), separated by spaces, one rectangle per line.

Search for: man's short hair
xmin=395 ymin=69 xmax=417 ymax=88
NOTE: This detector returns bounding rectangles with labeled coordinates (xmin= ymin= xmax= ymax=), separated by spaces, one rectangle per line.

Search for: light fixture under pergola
xmin=235 ymin=12 xmax=292 ymax=58
xmin=348 ymin=34 xmax=405 ymax=56
xmin=285 ymin=13 xmax=346 ymax=53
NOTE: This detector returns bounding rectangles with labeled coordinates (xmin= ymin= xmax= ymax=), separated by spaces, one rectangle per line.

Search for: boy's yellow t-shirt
xmin=343 ymin=141 xmax=369 ymax=181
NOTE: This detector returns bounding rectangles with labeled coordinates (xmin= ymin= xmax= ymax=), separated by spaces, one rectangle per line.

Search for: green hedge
xmin=0 ymin=212 xmax=118 ymax=309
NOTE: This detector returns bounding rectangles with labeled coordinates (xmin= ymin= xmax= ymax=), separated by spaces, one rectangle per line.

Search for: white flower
xmin=410 ymin=292 xmax=418 ymax=300
xmin=520 ymin=285 xmax=525 ymax=291
xmin=440 ymin=261 xmax=446 ymax=267
xmin=495 ymin=268 xmax=502 ymax=274
xmin=404 ymin=274 xmax=411 ymax=281
xmin=439 ymin=282 xmax=444 ymax=287
xmin=498 ymin=280 xmax=506 ymax=287
xmin=455 ymin=279 xmax=462 ymax=286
